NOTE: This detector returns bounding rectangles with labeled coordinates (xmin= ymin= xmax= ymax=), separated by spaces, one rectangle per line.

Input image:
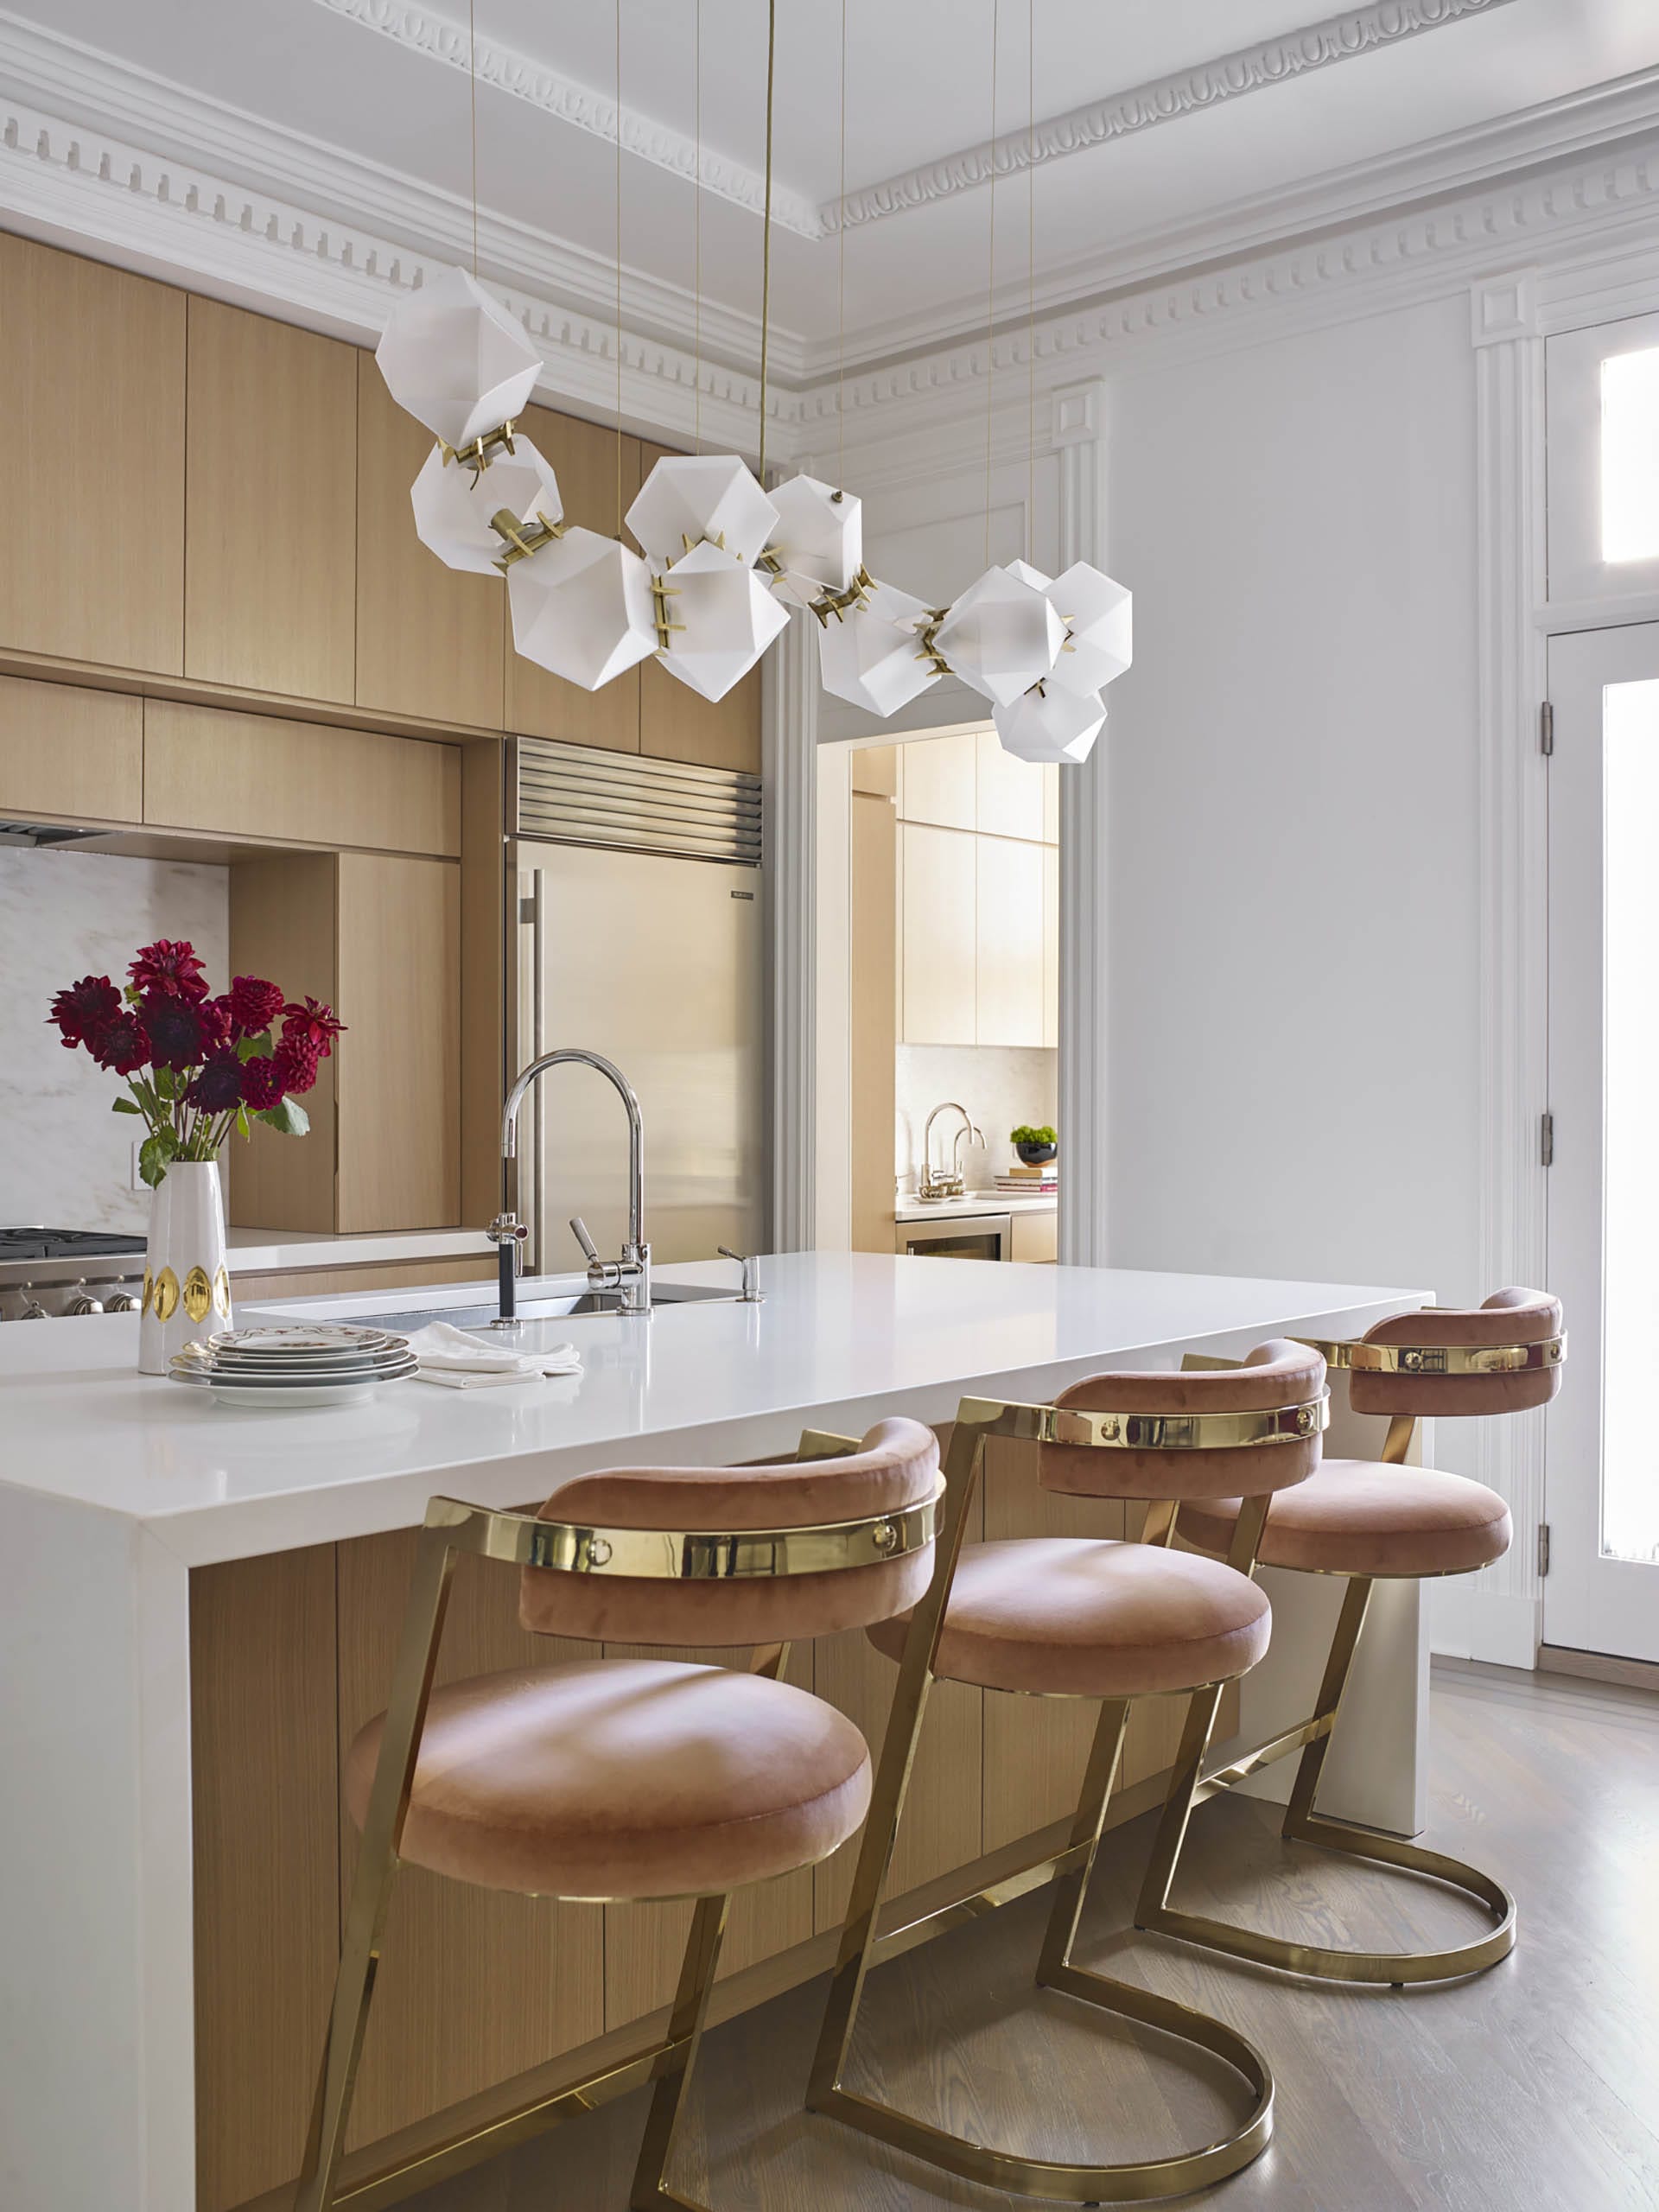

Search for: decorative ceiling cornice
xmin=309 ymin=0 xmax=824 ymax=239
xmin=822 ymin=0 xmax=1520 ymax=232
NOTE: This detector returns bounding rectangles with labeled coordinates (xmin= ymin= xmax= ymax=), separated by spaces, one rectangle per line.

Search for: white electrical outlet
xmin=130 ymin=1140 xmax=147 ymax=1193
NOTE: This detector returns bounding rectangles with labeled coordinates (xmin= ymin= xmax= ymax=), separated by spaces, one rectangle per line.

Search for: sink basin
xmin=338 ymin=1281 xmax=740 ymax=1333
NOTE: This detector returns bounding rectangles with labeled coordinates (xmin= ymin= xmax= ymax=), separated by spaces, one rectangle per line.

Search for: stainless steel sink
xmin=340 ymin=1281 xmax=740 ymax=1333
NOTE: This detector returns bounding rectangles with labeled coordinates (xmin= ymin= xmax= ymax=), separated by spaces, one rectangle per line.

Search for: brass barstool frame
xmin=1133 ymin=1327 xmax=1565 ymax=1989
xmin=292 ymin=1431 xmax=944 ymax=2212
xmin=808 ymin=1383 xmax=1330 ymax=2205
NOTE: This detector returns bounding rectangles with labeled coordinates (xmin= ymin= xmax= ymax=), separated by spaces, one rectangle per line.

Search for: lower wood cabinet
xmin=1010 ymin=1210 xmax=1058 ymax=1264
xmin=188 ymin=1424 xmax=1229 ymax=2209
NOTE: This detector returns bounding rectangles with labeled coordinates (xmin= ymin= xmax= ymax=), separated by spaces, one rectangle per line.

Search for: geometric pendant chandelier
xmin=372 ymin=0 xmax=1131 ymax=759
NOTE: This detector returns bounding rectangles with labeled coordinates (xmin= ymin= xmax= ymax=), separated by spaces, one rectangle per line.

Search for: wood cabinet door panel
xmin=0 ymin=236 xmax=184 ymax=672
xmin=899 ymin=731 xmax=977 ymax=830
xmin=143 ymin=699 xmax=460 ymax=855
xmin=185 ymin=298 xmax=357 ymax=701
xmin=850 ymin=791 xmax=897 ymax=1254
xmin=976 ymin=835 xmax=1046 ymax=1047
xmin=899 ymin=823 xmax=976 ymax=1045
xmin=356 ymin=363 xmax=505 ymax=729
xmin=976 ymin=728 xmax=1046 ymax=842
xmin=1009 ymin=1210 xmax=1058 ymax=1264
xmin=0 ymin=675 xmax=141 ymax=823
xmin=504 ymin=406 xmax=641 ymax=752
xmin=227 ymin=851 xmax=339 ymax=1233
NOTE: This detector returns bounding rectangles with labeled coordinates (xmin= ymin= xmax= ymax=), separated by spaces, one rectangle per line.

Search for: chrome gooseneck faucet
xmin=918 ymin=1101 xmax=983 ymax=1202
xmin=489 ymin=1047 xmax=652 ymax=1319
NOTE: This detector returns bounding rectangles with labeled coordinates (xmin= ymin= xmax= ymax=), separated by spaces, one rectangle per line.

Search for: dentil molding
xmin=827 ymin=0 xmax=1519 ymax=231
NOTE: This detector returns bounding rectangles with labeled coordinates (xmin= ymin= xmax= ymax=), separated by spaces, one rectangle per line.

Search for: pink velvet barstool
xmin=808 ymin=1338 xmax=1330 ymax=2204
xmin=1146 ymin=1287 xmax=1565 ymax=1987
xmin=291 ymin=1416 xmax=944 ymax=2212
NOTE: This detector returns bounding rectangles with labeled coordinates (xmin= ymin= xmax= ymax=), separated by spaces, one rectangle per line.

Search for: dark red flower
xmin=198 ymin=995 xmax=235 ymax=1052
xmin=142 ymin=993 xmax=206 ymax=1070
xmin=129 ymin=939 xmax=208 ymax=1002
xmin=92 ymin=1011 xmax=150 ymax=1076
xmin=273 ymin=1035 xmax=321 ymax=1096
xmin=281 ymin=996 xmax=346 ymax=1058
xmin=48 ymin=974 xmax=121 ymax=1051
xmin=241 ymin=1055 xmax=286 ymax=1112
xmin=229 ymin=975 xmax=285 ymax=1036
xmin=188 ymin=1049 xmax=245 ymax=1115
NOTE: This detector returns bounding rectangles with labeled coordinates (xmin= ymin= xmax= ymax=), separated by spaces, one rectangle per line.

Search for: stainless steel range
xmin=0 ymin=1228 xmax=147 ymax=1319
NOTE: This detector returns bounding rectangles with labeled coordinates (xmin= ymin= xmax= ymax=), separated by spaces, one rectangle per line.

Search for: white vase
xmin=138 ymin=1160 xmax=232 ymax=1376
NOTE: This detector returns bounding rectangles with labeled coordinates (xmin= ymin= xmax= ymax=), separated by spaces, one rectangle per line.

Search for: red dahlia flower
xmin=273 ymin=1036 xmax=321 ymax=1095
xmin=92 ymin=1011 xmax=150 ymax=1076
xmin=129 ymin=939 xmax=209 ymax=1001
xmin=281 ymin=996 xmax=346 ymax=1057
xmin=48 ymin=974 xmax=120 ymax=1051
xmin=198 ymin=995 xmax=236 ymax=1052
xmin=241 ymin=1055 xmax=286 ymax=1112
xmin=229 ymin=975 xmax=286 ymax=1036
xmin=188 ymin=1049 xmax=246 ymax=1115
xmin=142 ymin=994 xmax=206 ymax=1070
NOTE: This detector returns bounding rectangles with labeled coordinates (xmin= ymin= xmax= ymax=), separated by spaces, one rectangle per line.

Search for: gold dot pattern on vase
xmin=151 ymin=1267 xmax=181 ymax=1322
xmin=213 ymin=1266 xmax=232 ymax=1319
xmin=142 ymin=1265 xmax=154 ymax=1314
xmin=182 ymin=1266 xmax=213 ymax=1325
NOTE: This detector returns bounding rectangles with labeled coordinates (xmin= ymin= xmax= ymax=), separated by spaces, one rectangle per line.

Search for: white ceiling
xmin=9 ymin=0 xmax=1659 ymax=372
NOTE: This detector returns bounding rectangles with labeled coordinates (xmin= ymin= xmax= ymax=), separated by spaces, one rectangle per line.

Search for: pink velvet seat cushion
xmin=346 ymin=1659 xmax=872 ymax=1901
xmin=866 ymin=1538 xmax=1271 ymax=1698
xmin=1179 ymin=1460 xmax=1513 ymax=1579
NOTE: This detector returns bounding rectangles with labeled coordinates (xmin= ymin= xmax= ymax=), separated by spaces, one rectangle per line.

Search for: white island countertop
xmin=2 ymin=1252 xmax=1420 ymax=1567
xmin=225 ymin=1223 xmax=494 ymax=1274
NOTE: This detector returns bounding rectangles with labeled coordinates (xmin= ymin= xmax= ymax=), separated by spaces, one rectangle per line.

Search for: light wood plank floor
xmin=400 ymin=1662 xmax=1659 ymax=2210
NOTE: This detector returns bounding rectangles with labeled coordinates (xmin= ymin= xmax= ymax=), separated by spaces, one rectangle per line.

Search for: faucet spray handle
xmin=718 ymin=1247 xmax=763 ymax=1304
xmin=569 ymin=1216 xmax=601 ymax=1268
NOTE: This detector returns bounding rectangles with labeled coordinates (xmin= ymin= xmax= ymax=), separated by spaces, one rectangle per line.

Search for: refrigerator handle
xmin=526 ymin=867 xmax=548 ymax=1274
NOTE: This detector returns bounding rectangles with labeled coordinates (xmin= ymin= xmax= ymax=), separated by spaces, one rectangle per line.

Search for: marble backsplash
xmin=895 ymin=1043 xmax=1058 ymax=1196
xmin=0 ymin=846 xmax=230 ymax=1232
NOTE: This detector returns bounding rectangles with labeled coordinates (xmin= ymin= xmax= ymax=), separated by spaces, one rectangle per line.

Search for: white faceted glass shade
xmin=994 ymin=684 xmax=1106 ymax=765
xmin=656 ymin=542 xmax=791 ymax=703
xmin=410 ymin=435 xmax=563 ymax=575
xmin=764 ymin=474 xmax=863 ymax=605
xmin=627 ymin=454 xmax=779 ymax=568
xmin=507 ymin=526 xmax=657 ymax=692
xmin=376 ymin=266 xmax=544 ymax=450
xmin=1046 ymin=562 xmax=1133 ymax=698
xmin=817 ymin=579 xmax=938 ymax=719
xmin=936 ymin=565 xmax=1065 ymax=709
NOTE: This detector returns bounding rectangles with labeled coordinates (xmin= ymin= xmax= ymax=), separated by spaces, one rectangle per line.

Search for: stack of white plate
xmin=168 ymin=1324 xmax=416 ymax=1408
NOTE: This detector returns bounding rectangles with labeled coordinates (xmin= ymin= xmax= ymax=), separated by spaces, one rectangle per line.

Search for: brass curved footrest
xmin=1141 ymin=1814 xmax=1516 ymax=1987
xmin=810 ymin=1970 xmax=1274 ymax=2204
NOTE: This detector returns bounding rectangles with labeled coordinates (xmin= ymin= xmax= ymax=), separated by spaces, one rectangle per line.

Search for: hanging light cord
xmin=756 ymin=0 xmax=778 ymax=485
xmin=467 ymin=0 xmax=479 ymax=274
xmin=614 ymin=0 xmax=624 ymax=531
xmin=693 ymin=0 xmax=702 ymax=454
xmin=837 ymin=0 xmax=847 ymax=492
xmin=984 ymin=0 xmax=1000 ymax=569
xmin=1027 ymin=0 xmax=1035 ymax=563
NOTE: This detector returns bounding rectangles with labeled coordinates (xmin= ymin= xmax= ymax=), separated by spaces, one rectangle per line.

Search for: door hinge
xmin=1536 ymin=1522 xmax=1551 ymax=1578
xmin=1540 ymin=701 xmax=1554 ymax=755
xmin=1541 ymin=1110 xmax=1554 ymax=1167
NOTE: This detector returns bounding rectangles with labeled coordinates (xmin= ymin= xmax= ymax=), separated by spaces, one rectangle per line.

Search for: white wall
xmin=0 ymin=848 xmax=229 ymax=1232
xmin=1099 ymin=296 xmax=1482 ymax=1338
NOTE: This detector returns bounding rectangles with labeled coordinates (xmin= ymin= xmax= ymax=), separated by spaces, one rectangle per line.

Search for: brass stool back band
xmin=429 ymin=1480 xmax=943 ymax=1581
xmin=1295 ymin=1334 xmax=1566 ymax=1376
xmin=957 ymin=1392 xmax=1330 ymax=1451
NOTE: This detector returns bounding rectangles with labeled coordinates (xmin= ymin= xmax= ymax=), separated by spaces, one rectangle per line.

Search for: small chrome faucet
xmin=718 ymin=1246 xmax=763 ymax=1303
xmin=499 ymin=1047 xmax=652 ymax=1316
xmin=918 ymin=1101 xmax=982 ymax=1201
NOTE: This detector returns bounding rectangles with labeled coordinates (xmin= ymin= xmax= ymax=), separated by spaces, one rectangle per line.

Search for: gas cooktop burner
xmin=0 ymin=1227 xmax=149 ymax=1262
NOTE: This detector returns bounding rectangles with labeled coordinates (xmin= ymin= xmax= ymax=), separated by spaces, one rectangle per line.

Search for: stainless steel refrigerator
xmin=508 ymin=740 xmax=766 ymax=1275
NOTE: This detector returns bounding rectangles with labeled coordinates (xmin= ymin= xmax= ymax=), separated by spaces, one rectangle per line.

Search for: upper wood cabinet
xmin=355 ymin=364 xmax=505 ymax=730
xmin=899 ymin=731 xmax=977 ymax=830
xmin=505 ymin=405 xmax=642 ymax=753
xmin=1043 ymin=844 xmax=1059 ymax=1049
xmin=976 ymin=834 xmax=1046 ymax=1048
xmin=976 ymin=728 xmax=1047 ymax=842
xmin=185 ymin=300 xmax=358 ymax=703
xmin=900 ymin=823 xmax=976 ymax=1045
xmin=144 ymin=700 xmax=460 ymax=855
xmin=0 ymin=675 xmax=142 ymax=825
xmin=852 ymin=744 xmax=898 ymax=797
xmin=0 ymin=236 xmax=185 ymax=674
xmin=635 ymin=441 xmax=761 ymax=775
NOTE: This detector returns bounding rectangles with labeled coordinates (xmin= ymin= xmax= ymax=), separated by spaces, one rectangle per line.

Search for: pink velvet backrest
xmin=1039 ymin=1339 xmax=1326 ymax=1503
xmin=1348 ymin=1288 xmax=1563 ymax=1419
xmin=519 ymin=1416 xmax=941 ymax=1646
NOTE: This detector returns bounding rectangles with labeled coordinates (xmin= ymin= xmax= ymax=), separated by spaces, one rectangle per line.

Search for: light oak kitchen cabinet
xmin=976 ymin=833 xmax=1046 ymax=1047
xmin=184 ymin=297 xmax=358 ymax=702
xmin=0 ymin=675 xmax=143 ymax=825
xmin=0 ymin=233 xmax=185 ymax=674
xmin=900 ymin=822 xmax=977 ymax=1045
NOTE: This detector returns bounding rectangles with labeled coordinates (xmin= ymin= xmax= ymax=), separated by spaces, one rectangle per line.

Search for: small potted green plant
xmin=1010 ymin=1123 xmax=1058 ymax=1166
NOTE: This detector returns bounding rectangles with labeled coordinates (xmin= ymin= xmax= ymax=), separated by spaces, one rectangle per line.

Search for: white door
xmin=1545 ymin=621 xmax=1659 ymax=1661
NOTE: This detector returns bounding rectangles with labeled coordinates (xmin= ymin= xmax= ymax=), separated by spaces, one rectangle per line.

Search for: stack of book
xmin=995 ymin=1166 xmax=1058 ymax=1194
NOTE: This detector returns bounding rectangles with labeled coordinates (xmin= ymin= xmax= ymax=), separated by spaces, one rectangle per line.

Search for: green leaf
xmin=256 ymin=1096 xmax=310 ymax=1138
xmin=111 ymin=1096 xmax=143 ymax=1116
xmin=235 ymin=1035 xmax=264 ymax=1062
xmin=137 ymin=1129 xmax=179 ymax=1188
xmin=235 ymin=1107 xmax=251 ymax=1138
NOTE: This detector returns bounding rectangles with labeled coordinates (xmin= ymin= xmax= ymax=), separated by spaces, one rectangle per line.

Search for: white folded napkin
xmin=406 ymin=1320 xmax=582 ymax=1387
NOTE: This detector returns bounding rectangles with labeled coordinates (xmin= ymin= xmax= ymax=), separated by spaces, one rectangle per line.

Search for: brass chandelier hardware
xmin=370 ymin=0 xmax=1135 ymax=755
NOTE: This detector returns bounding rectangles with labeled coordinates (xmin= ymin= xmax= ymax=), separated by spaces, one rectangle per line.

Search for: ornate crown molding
xmin=823 ymin=0 xmax=1519 ymax=232
xmin=309 ymin=0 xmax=823 ymax=239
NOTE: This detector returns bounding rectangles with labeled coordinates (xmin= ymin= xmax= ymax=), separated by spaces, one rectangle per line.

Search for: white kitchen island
xmin=0 ymin=1254 xmax=1428 ymax=2212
